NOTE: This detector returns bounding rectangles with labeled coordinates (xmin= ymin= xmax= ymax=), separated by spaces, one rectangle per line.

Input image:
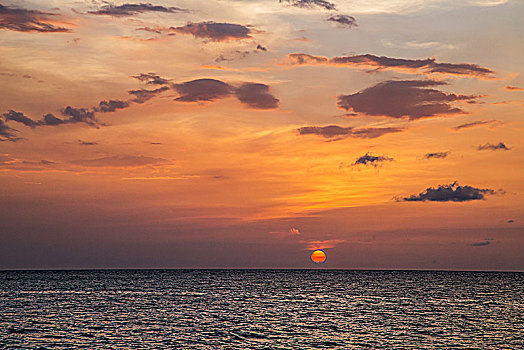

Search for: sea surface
xmin=0 ymin=270 xmax=523 ymax=349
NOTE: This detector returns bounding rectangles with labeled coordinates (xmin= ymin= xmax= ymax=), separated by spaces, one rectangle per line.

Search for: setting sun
xmin=311 ymin=250 xmax=327 ymax=264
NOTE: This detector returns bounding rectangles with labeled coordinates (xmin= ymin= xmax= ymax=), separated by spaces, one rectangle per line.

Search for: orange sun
xmin=311 ymin=250 xmax=326 ymax=264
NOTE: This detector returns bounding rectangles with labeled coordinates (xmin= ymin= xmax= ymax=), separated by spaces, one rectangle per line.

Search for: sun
xmin=311 ymin=250 xmax=326 ymax=264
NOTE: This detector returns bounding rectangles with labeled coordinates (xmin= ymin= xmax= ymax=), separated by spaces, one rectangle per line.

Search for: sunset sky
xmin=1 ymin=0 xmax=522 ymax=270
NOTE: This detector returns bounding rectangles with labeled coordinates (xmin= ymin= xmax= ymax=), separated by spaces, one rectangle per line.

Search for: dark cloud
xmin=0 ymin=4 xmax=71 ymax=33
xmin=298 ymin=125 xmax=403 ymax=140
xmin=78 ymin=140 xmax=98 ymax=146
xmin=505 ymin=86 xmax=523 ymax=91
xmin=128 ymin=86 xmax=169 ymax=103
xmin=284 ymin=53 xmax=494 ymax=77
xmin=337 ymin=80 xmax=478 ymax=120
xmin=235 ymin=83 xmax=279 ymax=109
xmin=2 ymin=110 xmax=38 ymax=127
xmin=73 ymin=155 xmax=167 ymax=167
xmin=0 ymin=119 xmax=19 ymax=141
xmin=172 ymin=78 xmax=280 ymax=109
xmin=398 ymin=181 xmax=496 ymax=202
xmin=353 ymin=153 xmax=393 ymax=166
xmin=477 ymin=142 xmax=510 ymax=151
xmin=40 ymin=113 xmax=66 ymax=126
xmin=471 ymin=241 xmax=491 ymax=246
xmin=173 ymin=79 xmax=233 ymax=102
xmin=327 ymin=15 xmax=357 ymax=28
xmin=88 ymin=3 xmax=185 ymax=17
xmin=256 ymin=44 xmax=267 ymax=51
xmin=170 ymin=22 xmax=252 ymax=41
xmin=95 ymin=100 xmax=130 ymax=113
xmin=453 ymin=120 xmax=499 ymax=131
xmin=279 ymin=0 xmax=337 ymax=11
xmin=507 ymin=219 xmax=514 ymax=223
xmin=132 ymin=73 xmax=169 ymax=85
xmin=424 ymin=152 xmax=448 ymax=159
xmin=61 ymin=106 xmax=97 ymax=125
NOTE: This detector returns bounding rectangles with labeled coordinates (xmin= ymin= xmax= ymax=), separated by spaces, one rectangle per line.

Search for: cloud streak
xmin=337 ymin=80 xmax=478 ymax=120
xmin=284 ymin=53 xmax=494 ymax=77
xmin=453 ymin=120 xmax=501 ymax=131
xmin=280 ymin=0 xmax=337 ymax=11
xmin=88 ymin=3 xmax=185 ymax=17
xmin=298 ymin=125 xmax=404 ymax=140
xmin=72 ymin=155 xmax=167 ymax=167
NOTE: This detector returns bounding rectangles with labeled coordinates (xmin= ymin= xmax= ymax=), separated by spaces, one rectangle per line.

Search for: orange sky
xmin=0 ymin=0 xmax=523 ymax=269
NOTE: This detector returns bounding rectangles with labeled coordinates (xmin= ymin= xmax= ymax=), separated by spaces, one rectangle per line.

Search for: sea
xmin=1 ymin=270 xmax=523 ymax=349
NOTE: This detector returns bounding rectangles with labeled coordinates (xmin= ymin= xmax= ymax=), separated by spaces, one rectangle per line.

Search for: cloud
xmin=78 ymin=140 xmax=98 ymax=146
xmin=61 ymin=106 xmax=97 ymax=125
xmin=327 ymin=15 xmax=357 ymax=28
xmin=235 ymin=83 xmax=279 ymax=109
xmin=471 ymin=241 xmax=491 ymax=246
xmin=477 ymin=142 xmax=510 ymax=151
xmin=0 ymin=4 xmax=71 ymax=33
xmin=256 ymin=44 xmax=267 ymax=51
xmin=132 ymin=73 xmax=169 ymax=85
xmin=302 ymin=239 xmax=345 ymax=250
xmin=284 ymin=53 xmax=494 ymax=77
xmin=353 ymin=153 xmax=393 ymax=166
xmin=88 ymin=3 xmax=185 ymax=17
xmin=0 ymin=120 xmax=19 ymax=141
xmin=398 ymin=181 xmax=496 ymax=202
xmin=507 ymin=219 xmax=514 ymax=223
xmin=2 ymin=110 xmax=38 ymax=127
xmin=424 ymin=152 xmax=448 ymax=159
xmin=40 ymin=113 xmax=66 ymax=125
xmin=452 ymin=120 xmax=500 ymax=131
xmin=128 ymin=86 xmax=169 ymax=103
xmin=172 ymin=79 xmax=279 ymax=109
xmin=289 ymin=228 xmax=301 ymax=235
xmin=298 ymin=125 xmax=404 ymax=140
xmin=173 ymin=79 xmax=233 ymax=102
xmin=279 ymin=0 xmax=337 ymax=11
xmin=95 ymin=100 xmax=130 ymax=113
xmin=505 ymin=86 xmax=523 ymax=91
xmin=170 ymin=22 xmax=252 ymax=41
xmin=73 ymin=155 xmax=167 ymax=167
xmin=337 ymin=80 xmax=478 ymax=120
xmin=269 ymin=227 xmax=301 ymax=235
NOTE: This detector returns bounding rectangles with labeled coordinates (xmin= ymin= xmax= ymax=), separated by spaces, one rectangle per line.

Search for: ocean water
xmin=0 ymin=270 xmax=523 ymax=349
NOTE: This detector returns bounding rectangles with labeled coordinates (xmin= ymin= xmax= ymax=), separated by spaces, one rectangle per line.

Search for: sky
xmin=0 ymin=0 xmax=523 ymax=270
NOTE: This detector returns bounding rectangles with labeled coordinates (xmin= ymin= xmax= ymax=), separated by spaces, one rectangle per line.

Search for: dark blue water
xmin=1 ymin=270 xmax=522 ymax=349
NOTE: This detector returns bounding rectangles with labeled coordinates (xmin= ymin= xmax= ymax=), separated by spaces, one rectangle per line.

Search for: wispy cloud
xmin=452 ymin=120 xmax=501 ymax=131
xmin=477 ymin=142 xmax=510 ymax=151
